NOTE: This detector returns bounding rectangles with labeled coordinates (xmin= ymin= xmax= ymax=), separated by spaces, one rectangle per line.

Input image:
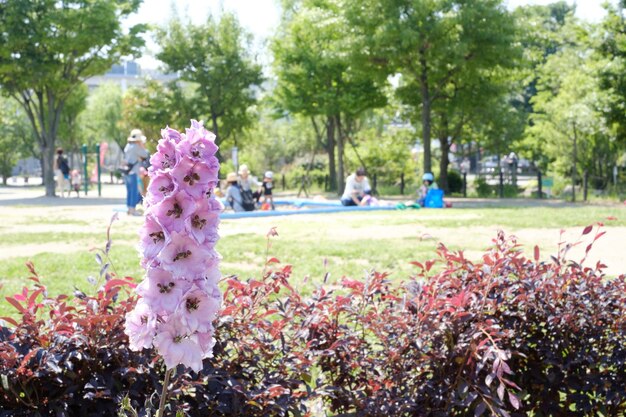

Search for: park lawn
xmin=0 ymin=204 xmax=624 ymax=316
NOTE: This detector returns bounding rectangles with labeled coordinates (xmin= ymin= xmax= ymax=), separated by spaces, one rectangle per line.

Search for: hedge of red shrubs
xmin=1 ymin=225 xmax=625 ymax=416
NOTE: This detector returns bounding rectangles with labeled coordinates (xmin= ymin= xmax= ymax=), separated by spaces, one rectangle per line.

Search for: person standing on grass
xmin=341 ymin=167 xmax=371 ymax=206
xmin=124 ymin=129 xmax=149 ymax=216
xmin=55 ymin=148 xmax=70 ymax=198
xmin=261 ymin=171 xmax=276 ymax=210
xmin=70 ymin=169 xmax=81 ymax=198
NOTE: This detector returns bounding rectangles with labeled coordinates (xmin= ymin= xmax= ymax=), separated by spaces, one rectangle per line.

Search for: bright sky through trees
xmin=129 ymin=0 xmax=609 ymax=69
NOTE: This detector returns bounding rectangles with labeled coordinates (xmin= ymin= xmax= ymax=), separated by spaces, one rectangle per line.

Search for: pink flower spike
xmin=139 ymin=214 xmax=169 ymax=261
xmin=137 ymin=268 xmax=191 ymax=314
xmin=177 ymin=284 xmax=222 ymax=332
xmin=159 ymin=231 xmax=217 ymax=277
xmin=124 ymin=300 xmax=157 ymax=351
xmin=153 ymin=318 xmax=204 ymax=372
xmin=126 ymin=120 xmax=221 ymax=372
xmin=152 ymin=190 xmax=196 ymax=233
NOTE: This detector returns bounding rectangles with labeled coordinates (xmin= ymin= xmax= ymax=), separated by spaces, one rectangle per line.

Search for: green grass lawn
xmin=0 ymin=204 xmax=624 ymax=316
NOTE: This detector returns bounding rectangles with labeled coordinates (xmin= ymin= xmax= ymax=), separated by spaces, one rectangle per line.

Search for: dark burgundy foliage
xmin=1 ymin=224 xmax=625 ymax=416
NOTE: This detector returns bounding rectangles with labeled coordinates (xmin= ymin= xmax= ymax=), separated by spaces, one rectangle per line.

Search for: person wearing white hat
xmin=261 ymin=170 xmax=275 ymax=210
xmin=123 ymin=129 xmax=149 ymax=216
xmin=237 ymin=163 xmax=262 ymax=208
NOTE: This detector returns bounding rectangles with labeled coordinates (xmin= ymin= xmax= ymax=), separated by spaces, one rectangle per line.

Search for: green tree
xmin=273 ymin=0 xmax=386 ymax=191
xmin=344 ymin=0 xmax=518 ymax=177
xmin=345 ymin=114 xmax=417 ymax=194
xmin=0 ymin=95 xmax=33 ymax=184
xmin=513 ymin=2 xmax=576 ymax=169
xmin=599 ymin=0 xmax=626 ymax=155
xmin=57 ymin=83 xmax=88 ymax=153
xmin=121 ymin=80 xmax=197 ymax=148
xmin=0 ymin=0 xmax=145 ymax=196
xmin=81 ymin=82 xmax=125 ymax=149
xmin=155 ymin=12 xmax=263 ymax=158
xmin=528 ymin=20 xmax=613 ymax=201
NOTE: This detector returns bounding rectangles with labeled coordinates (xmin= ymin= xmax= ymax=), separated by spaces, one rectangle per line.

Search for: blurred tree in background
xmin=155 ymin=12 xmax=263 ymax=160
xmin=0 ymin=0 xmax=145 ymax=196
xmin=273 ymin=0 xmax=387 ymax=192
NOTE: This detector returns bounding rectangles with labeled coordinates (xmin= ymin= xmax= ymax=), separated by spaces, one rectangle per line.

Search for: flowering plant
xmin=125 ymin=120 xmax=222 ymax=373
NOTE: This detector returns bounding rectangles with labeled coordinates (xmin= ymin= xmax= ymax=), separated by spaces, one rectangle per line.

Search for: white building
xmin=85 ymin=60 xmax=178 ymax=92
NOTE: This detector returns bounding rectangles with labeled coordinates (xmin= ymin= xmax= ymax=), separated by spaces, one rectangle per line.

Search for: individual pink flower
xmin=159 ymin=231 xmax=217 ymax=277
xmin=196 ymin=329 xmax=217 ymax=358
xmin=124 ymin=300 xmax=157 ymax=350
xmin=136 ymin=268 xmax=191 ymax=314
xmin=153 ymin=318 xmax=204 ymax=372
xmin=178 ymin=131 xmax=218 ymax=163
xmin=185 ymin=199 xmax=220 ymax=244
xmin=170 ymin=156 xmax=216 ymax=199
xmin=139 ymin=214 xmax=169 ymax=261
xmin=147 ymin=172 xmax=177 ymax=205
xmin=204 ymin=182 xmax=221 ymax=200
xmin=151 ymin=190 xmax=196 ymax=233
xmin=150 ymin=138 xmax=179 ymax=172
xmin=184 ymin=120 xmax=215 ymax=143
xmin=161 ymin=126 xmax=183 ymax=143
xmin=176 ymin=285 xmax=221 ymax=332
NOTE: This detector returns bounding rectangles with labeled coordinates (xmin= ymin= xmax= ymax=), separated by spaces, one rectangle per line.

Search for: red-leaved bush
xmin=1 ymin=224 xmax=625 ymax=416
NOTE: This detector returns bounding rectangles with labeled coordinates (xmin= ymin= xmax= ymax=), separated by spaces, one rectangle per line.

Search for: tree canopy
xmin=0 ymin=0 xmax=145 ymax=196
xmin=155 ymin=12 xmax=263 ymax=158
xmin=273 ymin=0 xmax=387 ymax=191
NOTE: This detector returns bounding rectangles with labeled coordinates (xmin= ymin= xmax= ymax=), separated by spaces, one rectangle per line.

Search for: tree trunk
xmin=438 ymin=115 xmax=450 ymax=193
xmin=326 ymin=116 xmax=337 ymax=192
xmin=572 ymin=123 xmax=577 ymax=203
xmin=211 ymin=114 xmax=223 ymax=162
xmin=39 ymin=155 xmax=45 ymax=183
xmin=420 ymin=52 xmax=432 ymax=174
xmin=14 ymin=90 xmax=63 ymax=196
xmin=42 ymin=143 xmax=56 ymax=196
xmin=336 ymin=115 xmax=345 ymax=194
xmin=439 ymin=136 xmax=451 ymax=194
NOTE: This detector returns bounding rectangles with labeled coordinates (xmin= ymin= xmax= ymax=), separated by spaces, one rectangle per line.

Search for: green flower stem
xmin=157 ymin=368 xmax=174 ymax=417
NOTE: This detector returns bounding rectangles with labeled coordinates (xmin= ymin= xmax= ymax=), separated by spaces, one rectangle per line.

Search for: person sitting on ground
xmin=417 ymin=172 xmax=439 ymax=207
xmin=341 ymin=167 xmax=371 ymax=206
xmin=261 ymin=170 xmax=275 ymax=210
xmin=55 ymin=148 xmax=71 ymax=198
xmin=225 ymin=172 xmax=245 ymax=212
